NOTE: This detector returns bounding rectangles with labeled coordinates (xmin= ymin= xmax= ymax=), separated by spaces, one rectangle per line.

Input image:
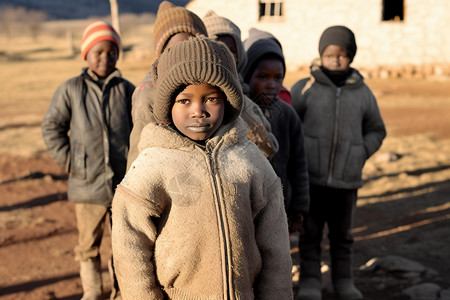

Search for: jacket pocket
xmin=342 ymin=144 xmax=366 ymax=181
xmin=304 ymin=135 xmax=320 ymax=177
xmin=70 ymin=143 xmax=86 ymax=179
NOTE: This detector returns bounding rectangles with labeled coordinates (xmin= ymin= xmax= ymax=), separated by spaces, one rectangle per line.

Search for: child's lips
xmin=187 ymin=123 xmax=212 ymax=132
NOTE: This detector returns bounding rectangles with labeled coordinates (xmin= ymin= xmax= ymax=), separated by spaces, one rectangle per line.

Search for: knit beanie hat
xmin=242 ymin=28 xmax=286 ymax=83
xmin=153 ymin=1 xmax=208 ymax=56
xmin=318 ymin=25 xmax=357 ymax=62
xmin=202 ymin=10 xmax=247 ymax=73
xmin=80 ymin=20 xmax=120 ymax=60
xmin=151 ymin=35 xmax=243 ymax=125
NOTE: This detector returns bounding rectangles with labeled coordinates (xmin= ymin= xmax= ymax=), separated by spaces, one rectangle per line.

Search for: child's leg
xmin=74 ymin=203 xmax=109 ymax=300
xmin=326 ymin=188 xmax=362 ymax=299
xmin=297 ymin=184 xmax=328 ymax=300
xmin=326 ymin=188 xmax=356 ymax=278
xmin=299 ymin=184 xmax=329 ymax=277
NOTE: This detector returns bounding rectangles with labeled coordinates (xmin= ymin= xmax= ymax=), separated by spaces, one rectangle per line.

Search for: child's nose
xmin=190 ymin=103 xmax=206 ymax=118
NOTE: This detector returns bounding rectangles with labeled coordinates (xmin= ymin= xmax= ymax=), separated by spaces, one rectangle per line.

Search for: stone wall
xmin=186 ymin=0 xmax=450 ymax=77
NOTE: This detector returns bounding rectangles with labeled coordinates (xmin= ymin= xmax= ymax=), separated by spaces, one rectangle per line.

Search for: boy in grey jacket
xmin=41 ymin=20 xmax=134 ymax=300
xmin=112 ymin=35 xmax=293 ymax=300
xmin=291 ymin=25 xmax=386 ymax=300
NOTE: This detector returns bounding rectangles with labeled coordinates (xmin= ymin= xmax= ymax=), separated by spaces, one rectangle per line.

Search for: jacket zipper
xmin=206 ymin=149 xmax=231 ymax=300
xmin=327 ymin=87 xmax=341 ymax=185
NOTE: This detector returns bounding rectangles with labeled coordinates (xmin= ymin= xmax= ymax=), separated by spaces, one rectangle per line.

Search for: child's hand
xmin=288 ymin=213 xmax=304 ymax=233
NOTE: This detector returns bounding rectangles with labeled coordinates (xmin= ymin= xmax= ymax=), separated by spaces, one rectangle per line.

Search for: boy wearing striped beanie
xmin=111 ymin=35 xmax=293 ymax=300
xmin=42 ymin=20 xmax=135 ymax=300
xmin=127 ymin=0 xmax=208 ymax=170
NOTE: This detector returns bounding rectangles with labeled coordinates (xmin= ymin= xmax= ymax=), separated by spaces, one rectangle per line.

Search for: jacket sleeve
xmin=287 ymin=107 xmax=310 ymax=215
xmin=41 ymin=82 xmax=72 ymax=171
xmin=111 ymin=184 xmax=164 ymax=300
xmin=127 ymin=73 xmax=156 ymax=171
xmin=240 ymin=96 xmax=279 ymax=159
xmin=253 ymin=178 xmax=293 ymax=300
xmin=290 ymin=78 xmax=311 ymax=120
xmin=363 ymin=90 xmax=386 ymax=158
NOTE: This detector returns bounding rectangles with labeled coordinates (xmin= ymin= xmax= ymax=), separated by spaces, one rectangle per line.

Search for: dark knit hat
xmin=80 ymin=20 xmax=120 ymax=60
xmin=318 ymin=25 xmax=357 ymax=62
xmin=202 ymin=10 xmax=247 ymax=73
xmin=151 ymin=35 xmax=243 ymax=125
xmin=153 ymin=1 xmax=208 ymax=55
xmin=242 ymin=28 xmax=285 ymax=83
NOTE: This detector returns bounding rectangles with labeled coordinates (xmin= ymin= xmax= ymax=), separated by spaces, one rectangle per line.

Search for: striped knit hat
xmin=151 ymin=35 xmax=243 ymax=125
xmin=80 ymin=20 xmax=120 ymax=60
xmin=153 ymin=1 xmax=207 ymax=56
xmin=202 ymin=10 xmax=247 ymax=73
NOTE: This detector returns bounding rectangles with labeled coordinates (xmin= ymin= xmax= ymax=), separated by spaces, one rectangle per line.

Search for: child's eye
xmin=175 ymin=99 xmax=190 ymax=104
xmin=205 ymin=97 xmax=221 ymax=103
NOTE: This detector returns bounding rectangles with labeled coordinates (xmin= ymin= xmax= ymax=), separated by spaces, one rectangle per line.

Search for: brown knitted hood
xmin=202 ymin=10 xmax=248 ymax=73
xmin=151 ymin=35 xmax=243 ymax=125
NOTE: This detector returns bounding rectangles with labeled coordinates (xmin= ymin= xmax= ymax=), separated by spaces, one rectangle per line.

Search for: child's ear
xmin=151 ymin=57 xmax=160 ymax=84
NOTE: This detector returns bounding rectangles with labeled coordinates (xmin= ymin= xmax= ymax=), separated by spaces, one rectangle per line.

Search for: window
xmin=259 ymin=0 xmax=283 ymax=21
xmin=382 ymin=0 xmax=404 ymax=21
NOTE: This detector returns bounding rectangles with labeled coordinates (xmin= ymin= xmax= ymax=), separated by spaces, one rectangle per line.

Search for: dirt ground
xmin=1 ymin=32 xmax=450 ymax=299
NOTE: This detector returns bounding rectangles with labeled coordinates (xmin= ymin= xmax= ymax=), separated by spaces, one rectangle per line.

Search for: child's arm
xmin=41 ymin=83 xmax=72 ymax=171
xmin=253 ymin=178 xmax=293 ymax=300
xmin=111 ymin=184 xmax=164 ymax=299
xmin=362 ymin=92 xmax=387 ymax=158
xmin=290 ymin=77 xmax=311 ymax=120
xmin=287 ymin=106 xmax=310 ymax=216
xmin=126 ymin=73 xmax=156 ymax=171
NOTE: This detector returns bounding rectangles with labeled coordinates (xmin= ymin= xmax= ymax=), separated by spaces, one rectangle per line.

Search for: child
xmin=41 ymin=20 xmax=134 ymax=300
xmin=242 ymin=28 xmax=310 ymax=233
xmin=111 ymin=35 xmax=293 ymax=300
xmin=291 ymin=25 xmax=386 ymax=300
xmin=127 ymin=0 xmax=208 ymax=169
xmin=202 ymin=10 xmax=278 ymax=158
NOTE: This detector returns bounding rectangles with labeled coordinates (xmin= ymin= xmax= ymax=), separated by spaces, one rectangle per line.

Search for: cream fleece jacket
xmin=112 ymin=119 xmax=293 ymax=300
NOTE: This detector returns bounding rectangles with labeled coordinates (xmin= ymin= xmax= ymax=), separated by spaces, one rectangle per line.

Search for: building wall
xmin=186 ymin=0 xmax=450 ymax=75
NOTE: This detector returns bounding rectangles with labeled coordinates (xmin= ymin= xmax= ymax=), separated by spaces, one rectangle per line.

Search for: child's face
xmin=320 ymin=44 xmax=351 ymax=72
xmin=86 ymin=40 xmax=118 ymax=78
xmin=171 ymin=83 xmax=225 ymax=141
xmin=248 ymin=59 xmax=284 ymax=104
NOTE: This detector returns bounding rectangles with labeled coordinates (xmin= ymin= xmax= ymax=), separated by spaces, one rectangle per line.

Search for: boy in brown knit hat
xmin=202 ymin=10 xmax=279 ymax=158
xmin=42 ymin=20 xmax=134 ymax=300
xmin=111 ymin=35 xmax=293 ymax=300
xmin=126 ymin=0 xmax=208 ymax=169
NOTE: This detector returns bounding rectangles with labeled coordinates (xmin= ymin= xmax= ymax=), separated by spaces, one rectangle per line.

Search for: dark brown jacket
xmin=42 ymin=68 xmax=134 ymax=206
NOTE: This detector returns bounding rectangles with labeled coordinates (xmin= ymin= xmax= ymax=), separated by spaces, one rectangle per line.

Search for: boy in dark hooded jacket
xmin=242 ymin=28 xmax=310 ymax=233
xmin=291 ymin=25 xmax=386 ymax=300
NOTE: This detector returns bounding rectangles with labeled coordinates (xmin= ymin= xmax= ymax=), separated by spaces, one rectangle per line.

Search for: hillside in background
xmin=0 ymin=0 xmax=189 ymax=19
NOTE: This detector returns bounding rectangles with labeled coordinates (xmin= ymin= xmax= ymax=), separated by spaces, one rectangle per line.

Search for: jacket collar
xmin=138 ymin=117 xmax=248 ymax=153
xmin=309 ymin=58 xmax=364 ymax=88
